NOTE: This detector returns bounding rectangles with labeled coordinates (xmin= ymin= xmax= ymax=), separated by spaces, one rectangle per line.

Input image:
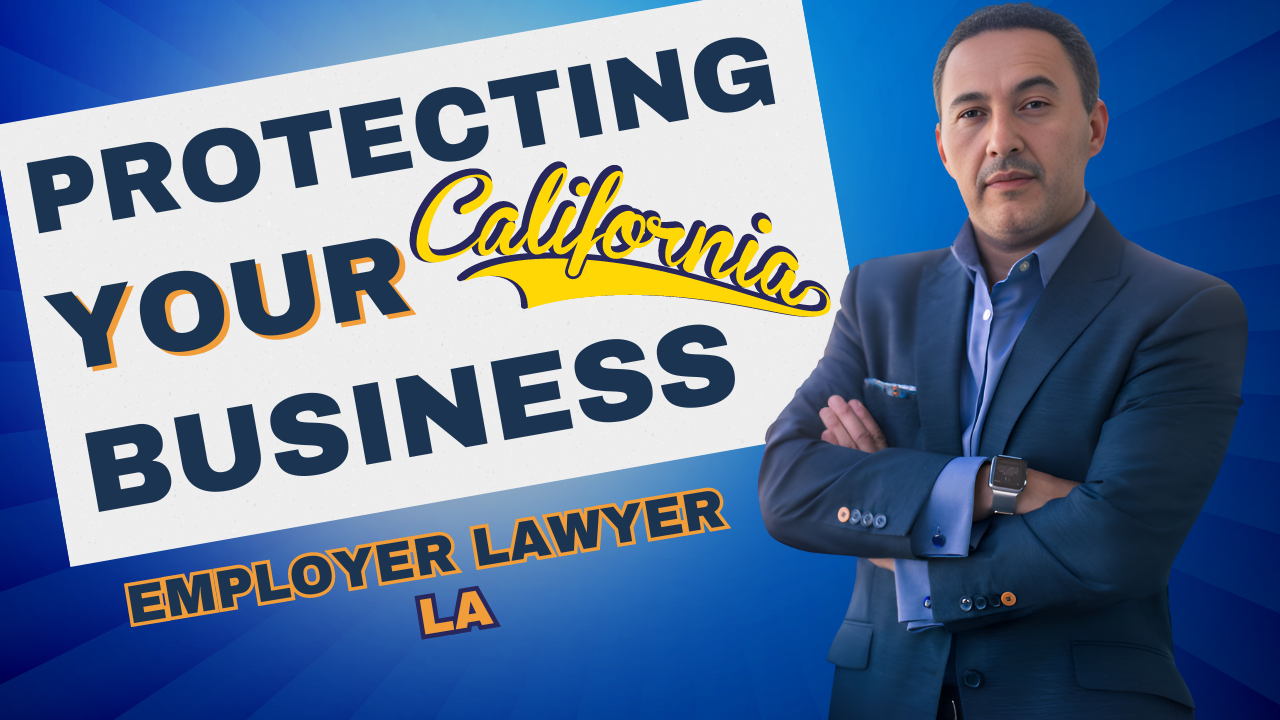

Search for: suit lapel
xmin=914 ymin=252 xmax=970 ymax=456
xmin=978 ymin=209 xmax=1129 ymax=457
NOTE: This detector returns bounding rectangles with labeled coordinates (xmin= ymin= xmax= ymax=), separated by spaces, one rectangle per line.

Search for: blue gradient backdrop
xmin=1 ymin=1 xmax=1276 ymax=717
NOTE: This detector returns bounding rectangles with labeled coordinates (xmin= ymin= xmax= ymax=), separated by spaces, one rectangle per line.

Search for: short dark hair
xmin=933 ymin=4 xmax=1099 ymax=115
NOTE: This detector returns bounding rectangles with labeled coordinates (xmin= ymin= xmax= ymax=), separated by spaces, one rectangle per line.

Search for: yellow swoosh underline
xmin=458 ymin=256 xmax=829 ymax=317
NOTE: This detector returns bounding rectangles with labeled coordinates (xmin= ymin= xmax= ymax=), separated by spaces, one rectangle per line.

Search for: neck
xmin=973 ymin=192 xmax=1086 ymax=290
xmin=973 ymin=228 xmax=1038 ymax=291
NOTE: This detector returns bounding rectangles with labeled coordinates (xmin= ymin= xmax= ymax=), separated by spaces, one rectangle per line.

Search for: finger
xmin=832 ymin=397 xmax=875 ymax=453
xmin=819 ymin=407 xmax=856 ymax=448
xmin=869 ymin=558 xmax=895 ymax=572
xmin=829 ymin=396 xmax=876 ymax=453
xmin=821 ymin=429 xmax=836 ymax=444
xmin=849 ymin=399 xmax=888 ymax=451
xmin=1033 ymin=470 xmax=1082 ymax=500
xmin=1018 ymin=471 xmax=1083 ymax=514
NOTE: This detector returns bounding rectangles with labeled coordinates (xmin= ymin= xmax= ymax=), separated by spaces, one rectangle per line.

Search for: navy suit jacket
xmin=759 ymin=208 xmax=1248 ymax=719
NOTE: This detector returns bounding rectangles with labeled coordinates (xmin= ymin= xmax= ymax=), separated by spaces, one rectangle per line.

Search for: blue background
xmin=1 ymin=0 xmax=1277 ymax=717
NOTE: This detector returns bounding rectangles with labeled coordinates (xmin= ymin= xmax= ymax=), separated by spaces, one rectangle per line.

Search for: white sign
xmin=0 ymin=0 xmax=846 ymax=565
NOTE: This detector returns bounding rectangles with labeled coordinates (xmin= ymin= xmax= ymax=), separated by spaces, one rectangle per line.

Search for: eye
xmin=959 ymin=108 xmax=984 ymax=119
xmin=1024 ymin=100 xmax=1048 ymax=110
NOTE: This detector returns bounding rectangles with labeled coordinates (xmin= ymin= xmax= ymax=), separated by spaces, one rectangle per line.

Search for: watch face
xmin=991 ymin=456 xmax=1028 ymax=490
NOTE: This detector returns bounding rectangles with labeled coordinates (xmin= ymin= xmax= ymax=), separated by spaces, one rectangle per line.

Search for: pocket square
xmin=864 ymin=378 xmax=917 ymax=399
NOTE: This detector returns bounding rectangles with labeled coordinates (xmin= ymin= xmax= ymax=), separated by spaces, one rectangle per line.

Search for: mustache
xmin=977 ymin=156 xmax=1044 ymax=189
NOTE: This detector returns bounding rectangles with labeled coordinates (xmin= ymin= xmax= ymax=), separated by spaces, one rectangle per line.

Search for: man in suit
xmin=758 ymin=4 xmax=1248 ymax=719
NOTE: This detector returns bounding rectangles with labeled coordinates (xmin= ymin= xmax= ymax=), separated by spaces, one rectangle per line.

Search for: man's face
xmin=936 ymin=29 xmax=1107 ymax=248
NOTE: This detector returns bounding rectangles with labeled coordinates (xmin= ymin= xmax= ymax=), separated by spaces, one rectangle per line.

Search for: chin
xmin=979 ymin=202 xmax=1052 ymax=245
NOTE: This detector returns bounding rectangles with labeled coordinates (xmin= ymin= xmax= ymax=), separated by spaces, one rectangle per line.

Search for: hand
xmin=818 ymin=396 xmax=888 ymax=453
xmin=973 ymin=462 xmax=1081 ymax=521
xmin=817 ymin=396 xmax=894 ymax=570
xmin=868 ymin=557 xmax=895 ymax=572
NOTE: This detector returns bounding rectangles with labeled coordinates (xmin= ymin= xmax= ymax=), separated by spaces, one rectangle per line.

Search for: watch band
xmin=991 ymin=487 xmax=1020 ymax=515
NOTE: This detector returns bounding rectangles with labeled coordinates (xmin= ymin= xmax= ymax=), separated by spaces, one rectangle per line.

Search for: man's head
xmin=934 ymin=4 xmax=1108 ymax=254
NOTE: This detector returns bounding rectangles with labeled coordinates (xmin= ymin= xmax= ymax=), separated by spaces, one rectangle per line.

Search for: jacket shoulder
xmin=844 ymin=248 xmax=955 ymax=297
xmin=856 ymin=247 xmax=954 ymax=276
xmin=1075 ymin=207 xmax=1243 ymax=323
xmin=1121 ymin=238 xmax=1235 ymax=297
xmin=1118 ymin=236 xmax=1248 ymax=329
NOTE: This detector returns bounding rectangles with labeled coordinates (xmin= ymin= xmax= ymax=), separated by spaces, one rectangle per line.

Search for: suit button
xmin=960 ymin=597 xmax=972 ymax=611
xmin=838 ymin=507 xmax=850 ymax=522
xmin=974 ymin=596 xmax=987 ymax=610
xmin=963 ymin=670 xmax=984 ymax=688
xmin=1001 ymin=592 xmax=1017 ymax=606
xmin=850 ymin=509 xmax=862 ymax=524
xmin=861 ymin=513 xmax=874 ymax=527
xmin=873 ymin=514 xmax=887 ymax=528
xmin=991 ymin=594 xmax=1002 ymax=607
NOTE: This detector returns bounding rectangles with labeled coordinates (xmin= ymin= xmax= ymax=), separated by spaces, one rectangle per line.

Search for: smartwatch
xmin=988 ymin=455 xmax=1028 ymax=515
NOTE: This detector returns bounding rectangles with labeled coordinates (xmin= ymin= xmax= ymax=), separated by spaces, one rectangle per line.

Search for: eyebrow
xmin=946 ymin=75 xmax=1061 ymax=112
xmin=1013 ymin=75 xmax=1058 ymax=95
xmin=947 ymin=91 xmax=988 ymax=112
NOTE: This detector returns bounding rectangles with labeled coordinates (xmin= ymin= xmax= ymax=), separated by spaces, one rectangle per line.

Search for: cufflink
xmin=932 ymin=528 xmax=946 ymax=547
xmin=1001 ymin=592 xmax=1016 ymax=606
xmin=838 ymin=507 xmax=850 ymax=523
xmin=923 ymin=596 xmax=931 ymax=609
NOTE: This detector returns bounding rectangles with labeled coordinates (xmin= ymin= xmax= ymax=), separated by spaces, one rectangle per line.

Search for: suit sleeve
xmin=927 ymin=283 xmax=1249 ymax=632
xmin=758 ymin=265 xmax=959 ymax=559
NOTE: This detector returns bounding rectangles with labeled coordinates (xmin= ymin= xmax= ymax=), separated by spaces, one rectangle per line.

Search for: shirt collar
xmin=950 ymin=193 xmax=1096 ymax=287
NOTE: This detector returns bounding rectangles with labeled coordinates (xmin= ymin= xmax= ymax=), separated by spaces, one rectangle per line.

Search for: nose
xmin=986 ymin=106 xmax=1023 ymax=158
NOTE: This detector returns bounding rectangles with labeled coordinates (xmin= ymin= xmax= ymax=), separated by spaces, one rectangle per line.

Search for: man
xmin=758 ymin=4 xmax=1248 ymax=719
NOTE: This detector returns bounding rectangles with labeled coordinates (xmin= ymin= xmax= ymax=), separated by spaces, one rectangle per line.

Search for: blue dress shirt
xmin=893 ymin=196 xmax=1097 ymax=630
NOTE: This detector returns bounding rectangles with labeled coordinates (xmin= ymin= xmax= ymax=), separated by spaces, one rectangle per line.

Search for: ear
xmin=936 ymin=123 xmax=950 ymax=173
xmin=1087 ymin=98 xmax=1109 ymax=158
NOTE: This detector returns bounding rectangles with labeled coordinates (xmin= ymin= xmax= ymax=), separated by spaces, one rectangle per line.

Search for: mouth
xmin=984 ymin=171 xmax=1035 ymax=192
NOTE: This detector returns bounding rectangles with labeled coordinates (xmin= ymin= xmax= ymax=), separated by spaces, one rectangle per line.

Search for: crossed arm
xmin=817 ymin=394 xmax=1080 ymax=572
xmin=760 ymin=271 xmax=1248 ymax=630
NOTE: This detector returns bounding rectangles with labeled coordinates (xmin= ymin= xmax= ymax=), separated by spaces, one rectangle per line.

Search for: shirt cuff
xmin=910 ymin=455 xmax=987 ymax=557
xmin=893 ymin=558 xmax=935 ymax=625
